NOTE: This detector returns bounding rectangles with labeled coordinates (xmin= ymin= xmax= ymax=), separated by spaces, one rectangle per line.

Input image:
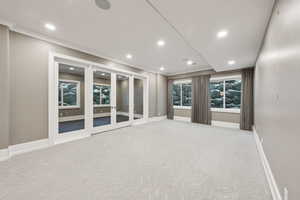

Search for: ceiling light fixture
xmin=95 ymin=0 xmax=111 ymax=10
xmin=217 ymin=30 xmax=228 ymax=38
xmin=157 ymin=40 xmax=165 ymax=47
xmin=228 ymin=60 xmax=236 ymax=65
xmin=45 ymin=23 xmax=56 ymax=31
xmin=126 ymin=54 xmax=133 ymax=59
xmin=69 ymin=67 xmax=75 ymax=71
xmin=187 ymin=60 xmax=193 ymax=66
xmin=160 ymin=66 xmax=165 ymax=71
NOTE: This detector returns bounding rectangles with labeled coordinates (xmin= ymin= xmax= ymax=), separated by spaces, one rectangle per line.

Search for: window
xmin=58 ymin=80 xmax=80 ymax=108
xmin=173 ymin=81 xmax=192 ymax=108
xmin=210 ymin=77 xmax=241 ymax=112
xmin=93 ymin=84 xmax=111 ymax=106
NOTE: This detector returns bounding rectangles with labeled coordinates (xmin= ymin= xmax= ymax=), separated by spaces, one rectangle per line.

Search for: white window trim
xmin=210 ymin=76 xmax=241 ymax=113
xmin=59 ymin=79 xmax=80 ymax=109
xmin=173 ymin=80 xmax=192 ymax=109
xmin=93 ymin=83 xmax=111 ymax=107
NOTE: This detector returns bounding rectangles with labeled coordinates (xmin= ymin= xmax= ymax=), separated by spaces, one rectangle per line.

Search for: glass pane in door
xmin=116 ymin=74 xmax=129 ymax=123
xmin=58 ymin=64 xmax=85 ymax=134
xmin=93 ymin=70 xmax=112 ymax=127
xmin=134 ymin=78 xmax=143 ymax=120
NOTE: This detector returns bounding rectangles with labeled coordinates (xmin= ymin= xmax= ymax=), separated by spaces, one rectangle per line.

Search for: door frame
xmin=48 ymin=52 xmax=149 ymax=145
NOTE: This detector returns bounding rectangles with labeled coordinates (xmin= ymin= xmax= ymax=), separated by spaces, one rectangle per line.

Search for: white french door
xmin=49 ymin=53 xmax=149 ymax=144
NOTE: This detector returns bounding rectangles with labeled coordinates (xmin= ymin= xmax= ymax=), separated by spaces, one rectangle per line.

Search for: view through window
xmin=210 ymin=79 xmax=241 ymax=110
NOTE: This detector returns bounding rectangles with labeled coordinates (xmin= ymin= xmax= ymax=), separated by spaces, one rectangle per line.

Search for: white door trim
xmin=48 ymin=52 xmax=150 ymax=145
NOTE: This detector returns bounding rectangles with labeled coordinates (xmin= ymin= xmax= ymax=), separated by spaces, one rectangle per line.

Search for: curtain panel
xmin=167 ymin=79 xmax=174 ymax=120
xmin=191 ymin=75 xmax=211 ymax=124
xmin=240 ymin=68 xmax=254 ymax=130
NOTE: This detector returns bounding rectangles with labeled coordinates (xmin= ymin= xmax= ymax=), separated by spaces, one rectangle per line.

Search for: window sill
xmin=173 ymin=106 xmax=191 ymax=110
xmin=59 ymin=106 xmax=80 ymax=109
xmin=211 ymin=108 xmax=240 ymax=114
xmin=94 ymin=105 xmax=111 ymax=108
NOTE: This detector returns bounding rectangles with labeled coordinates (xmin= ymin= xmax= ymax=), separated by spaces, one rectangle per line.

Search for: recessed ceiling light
xmin=217 ymin=30 xmax=228 ymax=38
xmin=126 ymin=54 xmax=133 ymax=59
xmin=69 ymin=67 xmax=75 ymax=70
xmin=160 ymin=66 xmax=165 ymax=71
xmin=45 ymin=23 xmax=56 ymax=31
xmin=187 ymin=60 xmax=193 ymax=66
xmin=228 ymin=60 xmax=236 ymax=65
xmin=157 ymin=40 xmax=165 ymax=47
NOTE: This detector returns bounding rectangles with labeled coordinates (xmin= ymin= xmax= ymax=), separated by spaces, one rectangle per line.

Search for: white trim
xmin=174 ymin=116 xmax=191 ymax=122
xmin=174 ymin=106 xmax=191 ymax=110
xmin=211 ymin=120 xmax=240 ymax=129
xmin=0 ymin=148 xmax=9 ymax=161
xmin=253 ymin=126 xmax=282 ymax=200
xmin=8 ymin=139 xmax=50 ymax=156
xmin=94 ymin=105 xmax=111 ymax=108
xmin=211 ymin=108 xmax=240 ymax=113
xmin=49 ymin=52 xmax=150 ymax=146
xmin=58 ymin=79 xmax=81 ymax=109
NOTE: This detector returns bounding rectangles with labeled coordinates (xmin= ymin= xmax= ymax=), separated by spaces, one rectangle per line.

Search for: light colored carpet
xmin=0 ymin=120 xmax=271 ymax=200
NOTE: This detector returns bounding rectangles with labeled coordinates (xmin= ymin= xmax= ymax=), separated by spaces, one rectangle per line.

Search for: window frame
xmin=93 ymin=83 xmax=111 ymax=107
xmin=210 ymin=75 xmax=241 ymax=113
xmin=58 ymin=79 xmax=81 ymax=109
xmin=173 ymin=79 xmax=192 ymax=109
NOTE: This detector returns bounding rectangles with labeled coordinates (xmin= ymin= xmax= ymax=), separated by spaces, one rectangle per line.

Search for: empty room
xmin=0 ymin=0 xmax=299 ymax=199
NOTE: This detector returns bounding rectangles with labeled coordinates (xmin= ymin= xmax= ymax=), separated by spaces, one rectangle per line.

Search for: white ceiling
xmin=0 ymin=0 xmax=274 ymax=74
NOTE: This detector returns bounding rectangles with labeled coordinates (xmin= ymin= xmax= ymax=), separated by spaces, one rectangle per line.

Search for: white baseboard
xmin=174 ymin=116 xmax=191 ymax=122
xmin=8 ymin=139 xmax=50 ymax=157
xmin=212 ymin=120 xmax=239 ymax=129
xmin=0 ymin=148 xmax=9 ymax=161
xmin=253 ymin=126 xmax=282 ymax=200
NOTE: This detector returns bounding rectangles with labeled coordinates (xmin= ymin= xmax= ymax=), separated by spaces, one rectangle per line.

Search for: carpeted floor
xmin=0 ymin=120 xmax=271 ymax=200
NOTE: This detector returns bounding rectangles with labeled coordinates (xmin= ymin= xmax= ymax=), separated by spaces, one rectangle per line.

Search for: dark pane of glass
xmin=61 ymin=82 xmax=77 ymax=106
xmin=225 ymin=80 xmax=241 ymax=108
xmin=101 ymin=86 xmax=110 ymax=104
xmin=172 ymin=84 xmax=181 ymax=106
xmin=210 ymin=81 xmax=224 ymax=108
xmin=93 ymin=85 xmax=101 ymax=105
xmin=182 ymin=83 xmax=192 ymax=106
xmin=58 ymin=86 xmax=62 ymax=106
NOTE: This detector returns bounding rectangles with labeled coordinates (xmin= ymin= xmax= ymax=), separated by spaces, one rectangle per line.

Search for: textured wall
xmin=9 ymin=30 xmax=167 ymax=145
xmin=255 ymin=0 xmax=300 ymax=199
xmin=0 ymin=25 xmax=10 ymax=149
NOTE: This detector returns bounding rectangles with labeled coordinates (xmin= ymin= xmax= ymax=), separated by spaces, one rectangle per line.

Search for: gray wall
xmin=174 ymin=109 xmax=240 ymax=124
xmin=0 ymin=25 xmax=10 ymax=149
xmin=255 ymin=0 xmax=300 ymax=199
xmin=8 ymin=30 xmax=167 ymax=146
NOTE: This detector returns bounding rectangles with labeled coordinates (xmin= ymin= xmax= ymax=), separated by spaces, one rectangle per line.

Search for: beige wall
xmin=254 ymin=0 xmax=300 ymax=199
xmin=8 ymin=30 xmax=167 ymax=146
xmin=0 ymin=25 xmax=10 ymax=149
xmin=174 ymin=109 xmax=240 ymax=123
